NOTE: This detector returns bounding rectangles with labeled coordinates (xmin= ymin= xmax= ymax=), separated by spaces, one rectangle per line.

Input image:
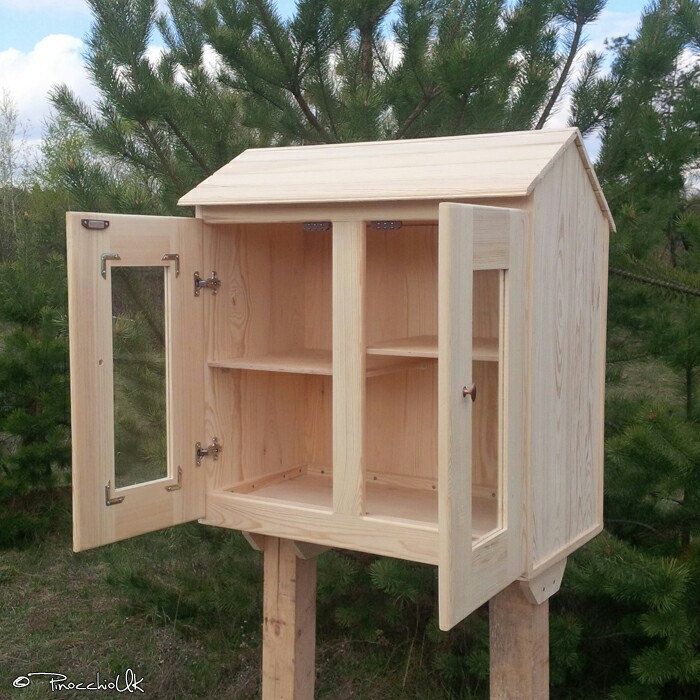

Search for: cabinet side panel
xmin=527 ymin=145 xmax=608 ymax=572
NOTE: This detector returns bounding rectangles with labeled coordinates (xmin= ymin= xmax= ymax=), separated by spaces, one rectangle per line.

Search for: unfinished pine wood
xmin=367 ymin=335 xmax=498 ymax=361
xmin=70 ymin=127 xmax=612 ymax=648
xmin=68 ymin=212 xmax=205 ymax=552
xmin=332 ymin=221 xmax=366 ymax=515
xmin=490 ymin=582 xmax=549 ymax=699
xmin=208 ymin=350 xmax=428 ymax=377
xmin=180 ymin=129 xmax=612 ymax=228
xmin=262 ymin=537 xmax=316 ymax=700
xmin=196 ymin=198 xmax=521 ymax=225
xmin=225 ymin=468 xmax=498 ymax=536
xmin=520 ymin=558 xmax=567 ymax=605
xmin=201 ymin=223 xmax=334 ymax=492
xmin=204 ymin=488 xmax=439 ymax=564
xmin=525 ymin=142 xmax=609 ymax=575
xmin=437 ymin=202 xmax=475 ymax=630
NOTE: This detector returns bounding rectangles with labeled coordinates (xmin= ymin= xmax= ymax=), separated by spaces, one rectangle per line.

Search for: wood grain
xmin=490 ymin=582 xmax=549 ymax=699
xmin=332 ymin=221 xmax=366 ymax=515
xmin=262 ymin=538 xmax=316 ymax=700
xmin=68 ymin=212 xmax=205 ymax=551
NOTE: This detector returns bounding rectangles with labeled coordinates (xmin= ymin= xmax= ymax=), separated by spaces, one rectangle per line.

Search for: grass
xmin=0 ymin=495 xmax=466 ymax=699
xmin=0 ymin=511 xmax=262 ymax=698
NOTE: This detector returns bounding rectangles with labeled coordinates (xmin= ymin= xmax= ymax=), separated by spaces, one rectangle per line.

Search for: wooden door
xmin=437 ymin=202 xmax=527 ymax=630
xmin=67 ymin=213 xmax=205 ymax=551
xmin=437 ymin=202 xmax=475 ymax=629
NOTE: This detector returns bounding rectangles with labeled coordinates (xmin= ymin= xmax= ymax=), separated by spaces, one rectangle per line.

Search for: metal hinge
xmin=194 ymin=271 xmax=221 ymax=296
xmin=165 ymin=465 xmax=183 ymax=491
xmin=196 ymin=437 xmax=221 ymax=466
xmin=370 ymin=220 xmax=403 ymax=230
xmin=105 ymin=480 xmax=124 ymax=506
xmin=303 ymin=221 xmax=331 ymax=232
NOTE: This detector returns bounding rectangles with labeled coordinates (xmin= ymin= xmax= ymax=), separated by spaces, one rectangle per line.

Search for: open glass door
xmin=437 ymin=202 xmax=525 ymax=630
xmin=67 ymin=213 xmax=205 ymax=551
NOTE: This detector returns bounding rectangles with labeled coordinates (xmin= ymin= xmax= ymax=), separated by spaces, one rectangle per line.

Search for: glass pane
xmin=111 ymin=266 xmax=168 ymax=488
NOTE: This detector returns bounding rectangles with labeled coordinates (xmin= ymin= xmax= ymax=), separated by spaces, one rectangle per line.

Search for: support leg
xmin=489 ymin=582 xmax=549 ymax=700
xmin=262 ymin=537 xmax=317 ymax=700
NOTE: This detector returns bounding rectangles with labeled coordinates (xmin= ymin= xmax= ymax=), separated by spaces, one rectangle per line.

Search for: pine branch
xmin=163 ymin=115 xmax=211 ymax=174
xmin=610 ymin=267 xmax=700 ymax=298
xmin=395 ymin=85 xmax=443 ymax=138
xmin=138 ymin=119 xmax=184 ymax=191
xmin=537 ymin=21 xmax=584 ymax=129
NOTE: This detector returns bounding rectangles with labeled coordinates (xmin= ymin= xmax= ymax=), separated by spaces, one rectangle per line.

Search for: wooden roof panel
xmin=179 ymin=127 xmax=614 ymax=228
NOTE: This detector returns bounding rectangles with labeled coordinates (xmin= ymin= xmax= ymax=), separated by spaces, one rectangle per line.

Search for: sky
xmin=0 ymin=0 xmax=647 ymax=153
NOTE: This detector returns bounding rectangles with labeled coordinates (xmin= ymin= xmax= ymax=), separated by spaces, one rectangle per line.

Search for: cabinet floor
xmin=227 ymin=470 xmax=498 ymax=540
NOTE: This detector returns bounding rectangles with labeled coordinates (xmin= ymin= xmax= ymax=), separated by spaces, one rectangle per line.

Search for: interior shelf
xmin=224 ymin=468 xmax=497 ymax=539
xmin=367 ymin=335 xmax=499 ymax=361
xmin=209 ymin=349 xmax=430 ymax=377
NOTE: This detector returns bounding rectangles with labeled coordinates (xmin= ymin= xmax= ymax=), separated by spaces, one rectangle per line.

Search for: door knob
xmin=462 ymin=383 xmax=477 ymax=402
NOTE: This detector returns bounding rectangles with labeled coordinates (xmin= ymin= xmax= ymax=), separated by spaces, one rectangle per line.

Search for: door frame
xmin=68 ymin=212 xmax=205 ymax=551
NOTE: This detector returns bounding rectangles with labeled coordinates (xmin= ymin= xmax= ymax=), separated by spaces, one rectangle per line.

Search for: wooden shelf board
xmin=226 ymin=469 xmax=498 ymax=538
xmin=368 ymin=335 xmax=438 ymax=358
xmin=367 ymin=335 xmax=499 ymax=362
xmin=209 ymin=349 xmax=429 ymax=377
xmin=209 ymin=350 xmax=331 ymax=375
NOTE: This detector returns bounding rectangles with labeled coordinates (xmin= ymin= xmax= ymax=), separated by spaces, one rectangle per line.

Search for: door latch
xmin=194 ymin=271 xmax=221 ymax=296
xmin=196 ymin=437 xmax=221 ymax=466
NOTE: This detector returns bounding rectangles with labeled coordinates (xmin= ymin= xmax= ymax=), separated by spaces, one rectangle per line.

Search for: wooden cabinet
xmin=68 ymin=128 xmax=612 ymax=630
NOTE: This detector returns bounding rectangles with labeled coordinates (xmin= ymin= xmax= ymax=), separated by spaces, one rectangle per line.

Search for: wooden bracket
xmin=519 ymin=558 xmax=567 ymax=605
xmin=242 ymin=532 xmax=330 ymax=561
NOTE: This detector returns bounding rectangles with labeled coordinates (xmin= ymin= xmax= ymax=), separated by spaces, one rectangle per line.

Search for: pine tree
xmin=559 ymin=1 xmax=700 ymax=695
xmin=53 ymin=0 xmax=612 ymax=198
xmin=52 ymin=0 xmax=251 ymax=211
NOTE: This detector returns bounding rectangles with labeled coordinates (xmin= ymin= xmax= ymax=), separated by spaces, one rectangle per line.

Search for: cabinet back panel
xmin=366 ymin=365 xmax=438 ymax=480
xmin=366 ymin=225 xmax=438 ymax=344
xmin=205 ymin=223 xmax=331 ymax=361
xmin=365 ymin=361 xmax=498 ymax=491
xmin=304 ymin=232 xmax=332 ymax=350
xmin=231 ymin=372 xmax=332 ymax=483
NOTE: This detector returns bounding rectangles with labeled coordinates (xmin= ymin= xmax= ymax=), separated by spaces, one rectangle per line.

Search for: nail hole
xmin=98 ymin=359 xmax=103 ymax=366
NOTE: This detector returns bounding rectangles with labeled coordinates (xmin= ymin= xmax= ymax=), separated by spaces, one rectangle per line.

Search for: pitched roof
xmin=179 ymin=127 xmax=613 ymax=228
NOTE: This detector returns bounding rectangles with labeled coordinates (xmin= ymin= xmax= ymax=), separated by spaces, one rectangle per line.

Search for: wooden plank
xmin=526 ymin=144 xmax=609 ymax=575
xmin=179 ymin=129 xmax=578 ymax=207
xmin=68 ymin=212 xmax=204 ymax=552
xmin=367 ymin=335 xmax=438 ymax=357
xmin=490 ymin=582 xmax=549 ymax=699
xmin=262 ymin=538 xmax=316 ymax=700
xmin=367 ymin=335 xmax=498 ymax=361
xmin=203 ymin=489 xmax=439 ymax=564
xmin=196 ymin=197 xmax=525 ymax=224
xmin=222 ymin=469 xmax=499 ymax=536
xmin=437 ymin=202 xmax=474 ymax=630
xmin=332 ymin=221 xmax=366 ymax=515
xmin=208 ymin=350 xmax=428 ymax=377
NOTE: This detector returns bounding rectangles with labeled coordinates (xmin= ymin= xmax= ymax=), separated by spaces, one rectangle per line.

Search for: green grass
xmin=0 ymin=499 xmax=467 ymax=699
xmin=0 ymin=515 xmax=262 ymax=698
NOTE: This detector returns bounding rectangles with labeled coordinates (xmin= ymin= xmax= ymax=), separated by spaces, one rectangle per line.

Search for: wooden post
xmin=489 ymin=582 xmax=549 ymax=700
xmin=262 ymin=537 xmax=318 ymax=700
